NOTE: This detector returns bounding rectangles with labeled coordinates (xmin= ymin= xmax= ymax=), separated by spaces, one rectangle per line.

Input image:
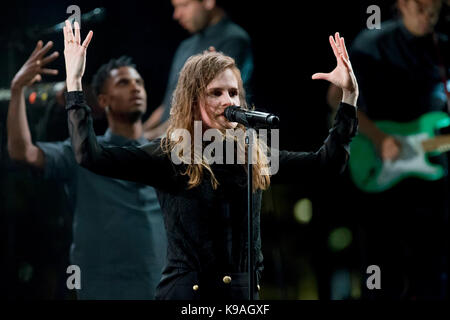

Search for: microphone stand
xmin=224 ymin=105 xmax=279 ymax=300
xmin=246 ymin=128 xmax=255 ymax=300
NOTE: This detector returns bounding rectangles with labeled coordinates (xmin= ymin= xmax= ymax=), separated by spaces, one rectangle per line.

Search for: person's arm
xmin=7 ymin=40 xmax=59 ymax=168
xmin=144 ymin=118 xmax=169 ymax=140
xmin=326 ymin=84 xmax=343 ymax=111
xmin=324 ymin=84 xmax=342 ymax=128
xmin=357 ymin=109 xmax=400 ymax=160
xmin=328 ymin=100 xmax=400 ymax=162
xmin=63 ymin=21 xmax=174 ymax=188
xmin=274 ymin=32 xmax=358 ymax=183
xmin=143 ymin=104 xmax=165 ymax=131
xmin=66 ymin=92 xmax=172 ymax=186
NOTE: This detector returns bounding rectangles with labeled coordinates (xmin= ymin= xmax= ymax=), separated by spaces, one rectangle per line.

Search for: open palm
xmin=63 ymin=20 xmax=93 ymax=85
xmin=12 ymin=41 xmax=59 ymax=88
xmin=312 ymin=32 xmax=358 ymax=94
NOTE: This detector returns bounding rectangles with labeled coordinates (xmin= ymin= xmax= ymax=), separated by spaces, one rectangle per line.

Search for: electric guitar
xmin=349 ymin=111 xmax=450 ymax=193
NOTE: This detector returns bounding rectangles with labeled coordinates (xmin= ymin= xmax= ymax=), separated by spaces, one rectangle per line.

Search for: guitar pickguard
xmin=376 ymin=134 xmax=443 ymax=186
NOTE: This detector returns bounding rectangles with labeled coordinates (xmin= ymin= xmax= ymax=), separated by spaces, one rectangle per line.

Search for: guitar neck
xmin=422 ymin=134 xmax=450 ymax=153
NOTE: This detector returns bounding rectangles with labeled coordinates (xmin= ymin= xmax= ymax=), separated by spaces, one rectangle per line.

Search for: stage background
xmin=0 ymin=0 xmax=448 ymax=300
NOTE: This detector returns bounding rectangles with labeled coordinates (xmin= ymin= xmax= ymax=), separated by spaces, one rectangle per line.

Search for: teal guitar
xmin=349 ymin=111 xmax=450 ymax=193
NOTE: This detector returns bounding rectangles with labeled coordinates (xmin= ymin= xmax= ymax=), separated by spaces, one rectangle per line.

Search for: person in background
xmin=7 ymin=39 xmax=167 ymax=299
xmin=143 ymin=0 xmax=254 ymax=139
xmin=327 ymin=0 xmax=449 ymax=299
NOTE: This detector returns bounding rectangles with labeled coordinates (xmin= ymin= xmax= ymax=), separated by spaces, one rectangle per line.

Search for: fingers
xmin=64 ymin=20 xmax=93 ymax=50
xmin=40 ymin=51 xmax=59 ymax=65
xmin=334 ymin=32 xmax=340 ymax=50
xmin=340 ymin=37 xmax=349 ymax=61
xmin=335 ymin=32 xmax=345 ymax=58
xmin=36 ymin=41 xmax=54 ymax=59
xmin=340 ymin=54 xmax=351 ymax=71
xmin=203 ymin=46 xmax=216 ymax=54
xmin=338 ymin=38 xmax=352 ymax=72
xmin=74 ymin=21 xmax=81 ymax=44
xmin=31 ymin=74 xmax=42 ymax=84
xmin=329 ymin=32 xmax=351 ymax=69
xmin=312 ymin=72 xmax=330 ymax=81
xmin=31 ymin=40 xmax=43 ymax=57
xmin=329 ymin=35 xmax=340 ymax=59
xmin=40 ymin=68 xmax=59 ymax=75
xmin=81 ymin=30 xmax=93 ymax=49
xmin=65 ymin=20 xmax=75 ymax=43
xmin=34 ymin=50 xmax=59 ymax=78
xmin=63 ymin=25 xmax=73 ymax=49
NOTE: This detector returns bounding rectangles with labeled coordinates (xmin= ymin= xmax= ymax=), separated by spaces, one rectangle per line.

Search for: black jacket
xmin=65 ymin=91 xmax=358 ymax=299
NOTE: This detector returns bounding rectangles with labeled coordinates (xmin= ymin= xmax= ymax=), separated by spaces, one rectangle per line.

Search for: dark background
xmin=0 ymin=0 xmax=448 ymax=300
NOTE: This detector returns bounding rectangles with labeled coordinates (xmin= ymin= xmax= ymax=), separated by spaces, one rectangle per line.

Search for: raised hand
xmin=63 ymin=20 xmax=93 ymax=91
xmin=11 ymin=40 xmax=59 ymax=90
xmin=203 ymin=46 xmax=216 ymax=54
xmin=312 ymin=32 xmax=358 ymax=106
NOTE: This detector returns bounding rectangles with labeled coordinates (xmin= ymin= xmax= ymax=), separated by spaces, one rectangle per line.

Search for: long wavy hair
xmin=161 ymin=52 xmax=271 ymax=192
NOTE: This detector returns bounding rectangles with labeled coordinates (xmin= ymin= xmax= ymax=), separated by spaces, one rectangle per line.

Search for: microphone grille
xmin=224 ymin=105 xmax=240 ymax=121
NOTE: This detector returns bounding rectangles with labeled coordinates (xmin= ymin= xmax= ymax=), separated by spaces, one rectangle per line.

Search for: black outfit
xmin=65 ymin=91 xmax=357 ymax=300
xmin=350 ymin=19 xmax=449 ymax=299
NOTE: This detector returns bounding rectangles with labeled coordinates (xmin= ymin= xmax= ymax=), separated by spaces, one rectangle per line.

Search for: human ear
xmin=97 ymin=94 xmax=110 ymax=111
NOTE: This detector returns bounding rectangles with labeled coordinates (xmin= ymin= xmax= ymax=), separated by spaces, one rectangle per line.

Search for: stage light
xmin=328 ymin=227 xmax=352 ymax=252
xmin=293 ymin=198 xmax=312 ymax=224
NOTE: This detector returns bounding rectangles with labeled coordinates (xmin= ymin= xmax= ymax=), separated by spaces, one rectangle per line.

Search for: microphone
xmin=224 ymin=106 xmax=280 ymax=128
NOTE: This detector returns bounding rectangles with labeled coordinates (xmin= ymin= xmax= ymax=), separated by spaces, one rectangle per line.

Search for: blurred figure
xmin=328 ymin=0 xmax=449 ymax=299
xmin=143 ymin=0 xmax=254 ymax=139
xmin=7 ymin=39 xmax=167 ymax=299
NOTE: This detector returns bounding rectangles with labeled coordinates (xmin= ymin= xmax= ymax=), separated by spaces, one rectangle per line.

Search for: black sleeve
xmin=65 ymin=91 xmax=175 ymax=189
xmin=272 ymin=102 xmax=358 ymax=184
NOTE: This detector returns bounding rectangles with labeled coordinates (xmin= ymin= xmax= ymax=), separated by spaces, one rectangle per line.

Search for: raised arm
xmin=63 ymin=21 xmax=174 ymax=189
xmin=312 ymin=32 xmax=358 ymax=106
xmin=273 ymin=33 xmax=358 ymax=183
xmin=7 ymin=40 xmax=59 ymax=168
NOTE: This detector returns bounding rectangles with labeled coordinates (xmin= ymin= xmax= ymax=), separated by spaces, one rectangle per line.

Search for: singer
xmin=63 ymin=20 xmax=358 ymax=300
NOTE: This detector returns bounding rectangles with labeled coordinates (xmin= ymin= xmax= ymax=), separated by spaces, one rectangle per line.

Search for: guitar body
xmin=349 ymin=112 xmax=450 ymax=193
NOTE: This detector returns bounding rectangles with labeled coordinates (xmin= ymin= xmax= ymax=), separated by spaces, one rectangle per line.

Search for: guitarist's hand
xmin=378 ymin=135 xmax=401 ymax=161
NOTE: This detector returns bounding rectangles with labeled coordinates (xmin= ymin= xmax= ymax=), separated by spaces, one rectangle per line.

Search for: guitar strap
xmin=432 ymin=32 xmax=450 ymax=112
